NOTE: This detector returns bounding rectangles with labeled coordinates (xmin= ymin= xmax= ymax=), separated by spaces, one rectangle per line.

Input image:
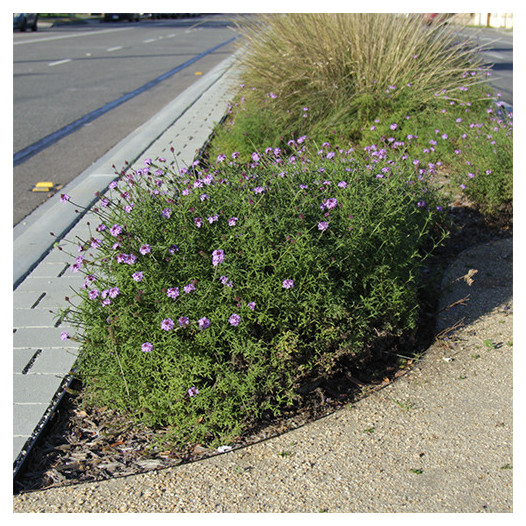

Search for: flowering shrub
xmin=58 ymin=142 xmax=445 ymax=446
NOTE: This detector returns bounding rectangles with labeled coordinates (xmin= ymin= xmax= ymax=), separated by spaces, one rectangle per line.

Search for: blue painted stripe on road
xmin=13 ymin=35 xmax=238 ymax=167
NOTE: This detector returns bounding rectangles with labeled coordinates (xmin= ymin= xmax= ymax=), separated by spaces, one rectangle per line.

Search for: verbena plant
xmin=58 ymin=141 xmax=446 ymax=447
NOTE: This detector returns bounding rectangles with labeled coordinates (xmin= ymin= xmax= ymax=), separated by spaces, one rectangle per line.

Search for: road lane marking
xmin=48 ymin=58 xmax=72 ymax=66
xmin=13 ymin=27 xmax=133 ymax=45
xmin=143 ymin=38 xmax=156 ymax=43
xmin=107 ymin=46 xmax=123 ymax=52
xmin=14 ymin=35 xmax=239 ymax=167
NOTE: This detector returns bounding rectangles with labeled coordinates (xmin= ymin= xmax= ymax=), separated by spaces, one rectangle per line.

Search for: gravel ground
xmin=13 ymin=237 xmax=513 ymax=513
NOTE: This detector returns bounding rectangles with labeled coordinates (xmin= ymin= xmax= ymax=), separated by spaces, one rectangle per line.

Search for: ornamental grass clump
xmin=59 ymin=143 xmax=445 ymax=446
xmin=215 ymin=13 xmax=492 ymax=158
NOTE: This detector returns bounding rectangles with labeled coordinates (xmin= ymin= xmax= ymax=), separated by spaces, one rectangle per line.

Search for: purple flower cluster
xmin=212 ymin=249 xmax=225 ymax=267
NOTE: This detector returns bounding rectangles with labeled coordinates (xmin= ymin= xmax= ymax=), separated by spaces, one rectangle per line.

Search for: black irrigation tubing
xmin=13 ymin=35 xmax=239 ymax=167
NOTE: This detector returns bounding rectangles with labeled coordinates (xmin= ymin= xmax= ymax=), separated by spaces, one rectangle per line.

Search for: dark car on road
xmin=13 ymin=13 xmax=38 ymax=31
xmin=103 ymin=13 xmax=140 ymax=22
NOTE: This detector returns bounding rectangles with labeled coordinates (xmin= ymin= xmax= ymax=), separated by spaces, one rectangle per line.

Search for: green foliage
xmin=60 ymin=143 xmax=445 ymax=447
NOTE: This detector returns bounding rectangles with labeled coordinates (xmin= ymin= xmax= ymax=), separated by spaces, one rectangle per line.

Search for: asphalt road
xmin=13 ymin=15 xmax=240 ymax=226
xmin=456 ymin=26 xmax=513 ymax=105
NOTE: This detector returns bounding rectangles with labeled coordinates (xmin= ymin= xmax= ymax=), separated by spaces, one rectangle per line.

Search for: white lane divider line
xmin=143 ymin=38 xmax=156 ymax=43
xmin=48 ymin=58 xmax=72 ymax=67
xmin=107 ymin=46 xmax=123 ymax=52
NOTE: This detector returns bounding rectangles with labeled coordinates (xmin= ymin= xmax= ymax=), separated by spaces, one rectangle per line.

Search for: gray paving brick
xmin=37 ymin=290 xmax=81 ymax=311
xmin=26 ymin=348 xmax=78 ymax=375
xmin=27 ymin=261 xmax=70 ymax=279
xmin=13 ymin=327 xmax=80 ymax=349
xmin=39 ymin=247 xmax=72 ymax=264
xmin=14 ymin=308 xmax=58 ymax=328
xmin=13 ymin=290 xmax=47 ymax=309
xmin=13 ymin=349 xmax=37 ymax=374
xmin=16 ymin=275 xmax=85 ymax=294
xmin=13 ymin=436 xmax=31 ymax=462
xmin=13 ymin=373 xmax=63 ymax=404
xmin=13 ymin=403 xmax=48 ymax=437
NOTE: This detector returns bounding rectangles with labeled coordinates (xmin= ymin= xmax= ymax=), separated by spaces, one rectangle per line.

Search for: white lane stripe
xmin=143 ymin=38 xmax=156 ymax=43
xmin=48 ymin=58 xmax=72 ymax=66
xmin=13 ymin=27 xmax=133 ymax=45
xmin=107 ymin=46 xmax=123 ymax=52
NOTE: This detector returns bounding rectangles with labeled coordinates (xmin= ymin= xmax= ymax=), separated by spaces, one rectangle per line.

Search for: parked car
xmin=103 ymin=13 xmax=140 ymax=22
xmin=13 ymin=13 xmax=38 ymax=31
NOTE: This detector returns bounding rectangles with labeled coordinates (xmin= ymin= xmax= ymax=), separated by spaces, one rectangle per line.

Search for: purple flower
xmin=228 ymin=217 xmax=238 ymax=226
xmin=282 ymin=279 xmax=294 ymax=289
xmin=184 ymin=283 xmax=196 ymax=294
xmin=178 ymin=316 xmax=189 ymax=327
xmin=60 ymin=194 xmax=71 ymax=203
xmin=198 ymin=317 xmax=210 ymax=330
xmin=139 ymin=244 xmax=151 ymax=255
xmin=318 ymin=221 xmax=329 ymax=231
xmin=217 ymin=153 xmax=227 ymax=162
xmin=417 ymin=200 xmax=426 ymax=207
xmin=390 ymin=123 xmax=398 ymax=130
xmin=88 ymin=289 xmax=100 ymax=300
xmin=187 ymin=386 xmax=199 ymax=397
xmin=162 ymin=208 xmax=172 ymax=219
xmin=322 ymin=198 xmax=338 ymax=210
xmin=247 ymin=302 xmax=256 ymax=311
xmin=252 ymin=152 xmax=260 ymax=163
xmin=132 ymin=271 xmax=144 ymax=282
xmin=168 ymin=244 xmax=179 ymax=254
xmin=109 ymin=287 xmax=120 ymax=298
xmin=253 ymin=186 xmax=265 ymax=194
xmin=161 ymin=318 xmax=174 ymax=331
xmin=194 ymin=217 xmax=202 ymax=228
xmin=208 ymin=214 xmax=219 ymax=224
xmin=60 ymin=331 xmax=70 ymax=341
xmin=167 ymin=287 xmax=180 ymax=299
xmin=228 ymin=314 xmax=241 ymax=326
xmin=110 ymin=224 xmax=123 ymax=237
xmin=212 ymin=249 xmax=225 ymax=267
xmin=141 ymin=342 xmax=153 ymax=353
xmin=337 ymin=181 xmax=347 ymax=188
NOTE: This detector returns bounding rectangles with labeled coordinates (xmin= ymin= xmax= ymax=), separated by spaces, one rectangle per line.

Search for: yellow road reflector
xmin=194 ymin=71 xmax=203 ymax=76
xmin=32 ymin=181 xmax=63 ymax=193
xmin=32 ymin=182 xmax=54 ymax=192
